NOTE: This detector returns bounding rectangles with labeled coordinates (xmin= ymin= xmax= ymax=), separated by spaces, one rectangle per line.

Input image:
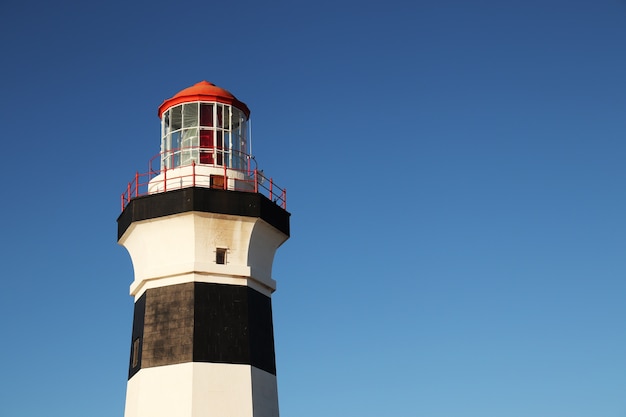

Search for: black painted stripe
xmin=117 ymin=187 xmax=290 ymax=240
xmin=128 ymin=282 xmax=276 ymax=379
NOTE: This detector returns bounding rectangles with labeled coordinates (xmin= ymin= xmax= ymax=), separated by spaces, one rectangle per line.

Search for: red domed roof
xmin=158 ymin=81 xmax=250 ymax=118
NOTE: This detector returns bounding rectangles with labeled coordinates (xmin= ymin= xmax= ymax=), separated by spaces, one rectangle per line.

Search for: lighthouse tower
xmin=117 ymin=81 xmax=290 ymax=417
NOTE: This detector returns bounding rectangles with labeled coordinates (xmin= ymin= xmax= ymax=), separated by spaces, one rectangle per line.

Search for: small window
xmin=131 ymin=338 xmax=140 ymax=368
xmin=216 ymin=248 xmax=227 ymax=265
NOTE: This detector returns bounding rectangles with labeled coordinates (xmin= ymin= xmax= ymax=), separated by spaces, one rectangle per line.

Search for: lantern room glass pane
xmin=181 ymin=127 xmax=198 ymax=166
xmin=171 ymin=106 xmax=182 ymax=130
xmin=200 ymin=128 xmax=214 ymax=164
xmin=183 ymin=103 xmax=198 ymax=128
xmin=232 ymin=108 xmax=248 ymax=170
xmin=171 ymin=131 xmax=182 ymax=167
xmin=200 ymin=103 xmax=213 ymax=127
xmin=163 ymin=111 xmax=170 ymax=137
xmin=222 ymin=105 xmax=231 ymax=130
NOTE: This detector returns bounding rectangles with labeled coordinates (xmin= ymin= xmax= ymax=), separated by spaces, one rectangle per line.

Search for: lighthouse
xmin=117 ymin=81 xmax=290 ymax=417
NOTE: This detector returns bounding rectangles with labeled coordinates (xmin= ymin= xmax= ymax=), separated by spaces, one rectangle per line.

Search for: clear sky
xmin=1 ymin=1 xmax=626 ymax=416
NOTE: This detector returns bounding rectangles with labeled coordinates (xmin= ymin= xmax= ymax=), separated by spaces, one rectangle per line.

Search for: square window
xmin=216 ymin=248 xmax=227 ymax=265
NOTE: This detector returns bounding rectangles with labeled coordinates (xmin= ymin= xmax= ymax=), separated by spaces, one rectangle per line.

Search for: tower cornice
xmin=117 ymin=187 xmax=290 ymax=241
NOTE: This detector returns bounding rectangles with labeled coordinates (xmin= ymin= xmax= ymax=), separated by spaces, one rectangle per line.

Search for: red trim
xmin=157 ymin=81 xmax=250 ymax=119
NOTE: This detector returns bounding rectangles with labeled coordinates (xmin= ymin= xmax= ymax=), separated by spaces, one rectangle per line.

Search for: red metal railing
xmin=121 ymin=148 xmax=286 ymax=211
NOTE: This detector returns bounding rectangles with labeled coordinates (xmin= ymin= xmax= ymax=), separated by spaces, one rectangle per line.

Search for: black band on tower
xmin=117 ymin=187 xmax=290 ymax=240
xmin=127 ymin=282 xmax=277 ymax=380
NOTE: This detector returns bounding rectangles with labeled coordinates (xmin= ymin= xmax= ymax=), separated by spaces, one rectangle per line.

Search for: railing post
xmin=192 ymin=161 xmax=196 ymax=187
xmin=127 ymin=182 xmax=131 ymax=203
xmin=163 ymin=166 xmax=167 ymax=192
xmin=135 ymin=172 xmax=139 ymax=197
xmin=223 ymin=163 xmax=227 ymax=190
xmin=121 ymin=194 xmax=124 ymax=212
xmin=254 ymin=169 xmax=258 ymax=193
xmin=282 ymin=189 xmax=287 ymax=209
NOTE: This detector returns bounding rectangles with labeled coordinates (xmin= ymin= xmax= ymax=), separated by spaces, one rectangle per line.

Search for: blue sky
xmin=2 ymin=0 xmax=626 ymax=416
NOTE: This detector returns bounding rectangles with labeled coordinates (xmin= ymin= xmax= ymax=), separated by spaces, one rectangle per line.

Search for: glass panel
xmin=216 ymin=131 xmax=223 ymax=166
xmin=181 ymin=127 xmax=198 ymax=166
xmin=171 ymin=130 xmax=182 ymax=150
xmin=239 ymin=115 xmax=247 ymax=154
xmin=224 ymin=131 xmax=233 ymax=165
xmin=161 ymin=110 xmax=170 ymax=169
xmin=200 ymin=129 xmax=214 ymax=164
xmin=231 ymin=108 xmax=241 ymax=130
xmin=222 ymin=105 xmax=231 ymax=130
xmin=171 ymin=106 xmax=182 ymax=131
xmin=200 ymin=103 xmax=213 ymax=127
xmin=216 ymin=104 xmax=224 ymax=128
xmin=171 ymin=131 xmax=182 ymax=167
xmin=162 ymin=110 xmax=170 ymax=138
xmin=183 ymin=103 xmax=198 ymax=128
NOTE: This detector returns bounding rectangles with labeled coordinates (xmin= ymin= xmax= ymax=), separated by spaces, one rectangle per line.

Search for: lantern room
xmin=148 ymin=81 xmax=254 ymax=193
xmin=158 ymin=81 xmax=251 ymax=171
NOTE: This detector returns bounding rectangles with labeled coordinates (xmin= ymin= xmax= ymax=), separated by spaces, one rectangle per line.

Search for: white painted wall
xmin=125 ymin=363 xmax=278 ymax=417
xmin=147 ymin=165 xmax=252 ymax=194
xmin=118 ymin=212 xmax=288 ymax=299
